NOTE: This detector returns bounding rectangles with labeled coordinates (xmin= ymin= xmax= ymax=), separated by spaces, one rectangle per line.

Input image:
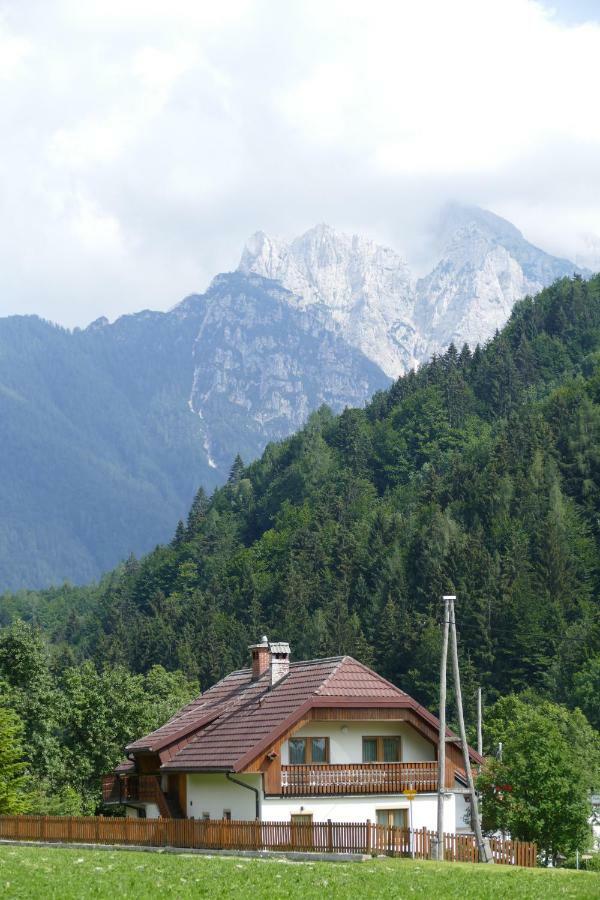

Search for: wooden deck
xmin=280 ymin=761 xmax=439 ymax=795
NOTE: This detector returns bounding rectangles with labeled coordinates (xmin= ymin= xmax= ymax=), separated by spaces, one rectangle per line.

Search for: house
xmin=103 ymin=637 xmax=482 ymax=833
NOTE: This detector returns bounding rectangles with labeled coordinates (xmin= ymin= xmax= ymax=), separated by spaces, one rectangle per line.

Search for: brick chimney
xmin=269 ymin=641 xmax=291 ymax=686
xmin=249 ymin=635 xmax=270 ymax=680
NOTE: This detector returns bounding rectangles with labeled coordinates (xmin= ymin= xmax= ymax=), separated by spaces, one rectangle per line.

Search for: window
xmin=288 ymin=737 xmax=330 ymax=764
xmin=223 ymin=809 xmax=231 ymax=821
xmin=362 ymin=736 xmax=401 ymax=762
xmin=311 ymin=737 xmax=328 ymax=763
xmin=202 ymin=812 xmax=210 ymax=820
xmin=376 ymin=808 xmax=408 ymax=828
xmin=289 ymin=738 xmax=306 ymax=764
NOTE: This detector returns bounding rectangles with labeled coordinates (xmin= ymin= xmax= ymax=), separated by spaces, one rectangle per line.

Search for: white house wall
xmin=261 ymin=792 xmax=456 ymax=832
xmin=281 ymin=721 xmax=435 ymax=764
xmin=139 ymin=772 xmax=468 ymax=833
xmin=186 ymin=773 xmax=262 ymax=821
xmin=127 ymin=803 xmax=160 ymax=819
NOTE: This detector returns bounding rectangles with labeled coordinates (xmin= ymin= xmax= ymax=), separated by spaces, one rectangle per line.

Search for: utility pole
xmin=435 ymin=595 xmax=452 ymax=861
xmin=449 ymin=597 xmax=493 ymax=863
xmin=477 ymin=686 xmax=483 ymax=757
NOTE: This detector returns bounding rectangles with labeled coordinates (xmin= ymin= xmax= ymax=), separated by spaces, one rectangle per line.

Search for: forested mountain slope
xmin=4 ymin=274 xmax=600 ymax=725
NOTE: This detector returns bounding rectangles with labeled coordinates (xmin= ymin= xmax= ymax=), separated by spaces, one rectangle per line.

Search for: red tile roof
xmin=124 ymin=655 xmax=483 ymax=773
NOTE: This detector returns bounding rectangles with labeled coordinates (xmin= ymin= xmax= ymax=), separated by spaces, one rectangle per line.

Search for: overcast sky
xmin=1 ymin=0 xmax=600 ymax=327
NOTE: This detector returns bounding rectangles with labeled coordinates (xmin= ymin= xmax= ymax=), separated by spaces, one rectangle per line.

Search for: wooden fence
xmin=0 ymin=816 xmax=537 ymax=867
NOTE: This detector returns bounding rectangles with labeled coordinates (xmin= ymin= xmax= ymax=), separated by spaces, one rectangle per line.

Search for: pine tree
xmin=228 ymin=454 xmax=245 ymax=485
xmin=186 ymin=487 xmax=209 ymax=536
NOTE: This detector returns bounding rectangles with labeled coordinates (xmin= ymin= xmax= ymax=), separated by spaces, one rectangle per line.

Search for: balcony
xmin=280 ymin=761 xmax=439 ymax=796
xmin=102 ymin=774 xmax=162 ymax=805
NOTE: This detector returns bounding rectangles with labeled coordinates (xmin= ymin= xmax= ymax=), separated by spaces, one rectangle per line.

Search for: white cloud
xmin=0 ymin=0 xmax=599 ymax=326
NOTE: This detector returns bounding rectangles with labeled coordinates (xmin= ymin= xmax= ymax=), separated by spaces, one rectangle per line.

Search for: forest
xmin=1 ymin=273 xmax=600 ymax=812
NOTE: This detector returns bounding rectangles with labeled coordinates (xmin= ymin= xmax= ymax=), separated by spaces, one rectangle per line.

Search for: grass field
xmin=0 ymin=845 xmax=598 ymax=899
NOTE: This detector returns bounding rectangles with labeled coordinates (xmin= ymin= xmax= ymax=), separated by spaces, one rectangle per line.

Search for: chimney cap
xmin=269 ymin=641 xmax=290 ymax=655
xmin=248 ymin=635 xmax=269 ymax=649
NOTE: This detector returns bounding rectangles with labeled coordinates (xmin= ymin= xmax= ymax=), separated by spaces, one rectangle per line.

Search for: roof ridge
xmin=341 ymin=656 xmax=408 ymax=697
xmin=290 ymin=655 xmax=345 ymax=667
xmin=314 ymin=655 xmax=349 ymax=695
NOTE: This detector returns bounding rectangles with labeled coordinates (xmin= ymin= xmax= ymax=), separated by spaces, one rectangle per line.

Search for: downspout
xmin=226 ymin=771 xmax=260 ymax=819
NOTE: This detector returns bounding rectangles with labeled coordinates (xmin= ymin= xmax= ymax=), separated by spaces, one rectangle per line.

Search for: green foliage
xmin=3 ymin=274 xmax=600 ymax=755
xmin=0 ymin=698 xmax=28 ymax=813
xmin=0 ymin=621 xmax=197 ymax=814
xmin=572 ymin=656 xmax=600 ymax=730
xmin=478 ymin=695 xmax=600 ymax=861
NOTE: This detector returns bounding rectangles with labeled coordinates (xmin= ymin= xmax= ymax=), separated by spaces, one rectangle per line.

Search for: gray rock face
xmin=240 ymin=225 xmax=416 ymax=378
xmin=414 ymin=205 xmax=582 ymax=358
xmin=240 ymin=206 xmax=584 ymax=377
xmin=181 ymin=272 xmax=390 ymax=471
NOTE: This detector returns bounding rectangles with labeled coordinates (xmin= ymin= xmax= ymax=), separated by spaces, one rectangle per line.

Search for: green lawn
xmin=0 ymin=845 xmax=597 ymax=899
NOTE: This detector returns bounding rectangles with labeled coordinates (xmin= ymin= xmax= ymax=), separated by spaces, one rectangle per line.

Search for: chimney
xmin=269 ymin=641 xmax=291 ymax=686
xmin=249 ymin=635 xmax=270 ymax=680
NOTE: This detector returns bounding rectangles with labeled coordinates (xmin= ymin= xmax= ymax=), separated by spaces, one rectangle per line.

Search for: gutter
xmin=226 ymin=771 xmax=260 ymax=819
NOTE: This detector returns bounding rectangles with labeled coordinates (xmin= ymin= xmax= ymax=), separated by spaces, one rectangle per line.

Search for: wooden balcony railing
xmin=280 ymin=761 xmax=440 ymax=795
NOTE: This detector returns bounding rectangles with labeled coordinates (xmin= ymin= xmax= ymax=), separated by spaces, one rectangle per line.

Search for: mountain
xmin=239 ymin=224 xmax=417 ymax=377
xmin=6 ymin=274 xmax=600 ymax=737
xmin=414 ymin=204 xmax=584 ymax=358
xmin=0 ymin=205 xmax=586 ymax=591
xmin=183 ymin=273 xmax=388 ymax=467
xmin=0 ymin=274 xmax=387 ymax=591
xmin=240 ymin=207 xmax=586 ymax=378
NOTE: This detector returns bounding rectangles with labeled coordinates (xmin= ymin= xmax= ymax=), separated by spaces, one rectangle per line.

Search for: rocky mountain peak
xmin=239 ymin=224 xmax=415 ymax=377
xmin=239 ymin=208 xmax=585 ymax=378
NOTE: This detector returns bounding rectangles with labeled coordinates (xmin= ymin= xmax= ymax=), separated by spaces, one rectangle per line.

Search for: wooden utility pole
xmin=449 ymin=597 xmax=493 ymax=863
xmin=435 ymin=595 xmax=452 ymax=860
xmin=477 ymin=686 xmax=483 ymax=757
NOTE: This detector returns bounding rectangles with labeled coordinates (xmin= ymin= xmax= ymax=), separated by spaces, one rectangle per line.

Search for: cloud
xmin=0 ymin=0 xmax=599 ymax=326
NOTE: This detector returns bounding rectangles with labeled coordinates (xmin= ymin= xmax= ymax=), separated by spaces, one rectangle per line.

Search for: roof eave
xmin=125 ymin=708 xmax=223 ymax=755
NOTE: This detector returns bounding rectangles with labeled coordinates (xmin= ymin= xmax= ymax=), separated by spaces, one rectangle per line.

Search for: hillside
xmin=0 ymin=275 xmax=387 ymax=590
xmin=6 ymin=274 xmax=600 ymax=726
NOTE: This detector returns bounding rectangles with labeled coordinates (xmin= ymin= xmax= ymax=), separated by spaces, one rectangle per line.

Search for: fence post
xmin=67 ymin=817 xmax=72 ymax=843
xmin=327 ymin=818 xmax=333 ymax=853
xmin=254 ymin=818 xmax=261 ymax=851
xmin=365 ymin=819 xmax=371 ymax=855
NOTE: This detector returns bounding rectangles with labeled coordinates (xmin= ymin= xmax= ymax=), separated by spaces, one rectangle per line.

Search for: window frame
xmin=376 ymin=807 xmax=408 ymax=828
xmin=362 ymin=735 xmax=402 ymax=763
xmin=288 ymin=736 xmax=330 ymax=765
